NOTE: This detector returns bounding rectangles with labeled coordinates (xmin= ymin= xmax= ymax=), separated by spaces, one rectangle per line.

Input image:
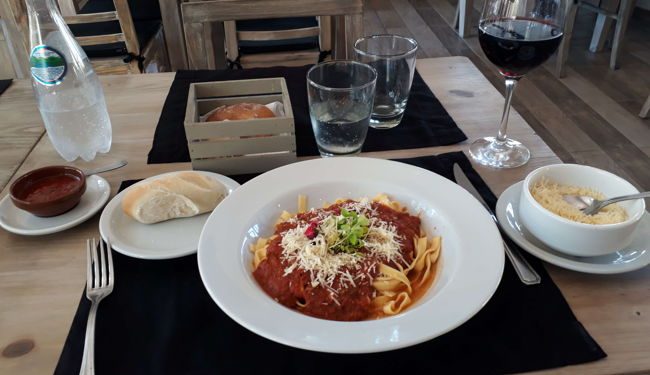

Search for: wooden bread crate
xmin=184 ymin=78 xmax=297 ymax=175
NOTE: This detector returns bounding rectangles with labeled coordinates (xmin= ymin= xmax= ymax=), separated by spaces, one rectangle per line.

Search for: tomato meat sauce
xmin=22 ymin=174 xmax=81 ymax=203
xmin=253 ymin=201 xmax=422 ymax=321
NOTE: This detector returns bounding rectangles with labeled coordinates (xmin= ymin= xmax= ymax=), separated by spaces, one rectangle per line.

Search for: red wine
xmin=479 ymin=18 xmax=563 ymax=78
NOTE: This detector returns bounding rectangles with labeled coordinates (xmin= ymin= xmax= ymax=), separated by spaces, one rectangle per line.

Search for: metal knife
xmin=453 ymin=163 xmax=541 ymax=285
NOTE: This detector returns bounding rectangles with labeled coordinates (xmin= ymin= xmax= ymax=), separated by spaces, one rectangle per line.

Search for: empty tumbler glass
xmin=354 ymin=34 xmax=418 ymax=129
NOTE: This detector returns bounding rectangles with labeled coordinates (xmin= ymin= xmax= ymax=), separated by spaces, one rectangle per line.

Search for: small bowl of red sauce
xmin=10 ymin=166 xmax=86 ymax=217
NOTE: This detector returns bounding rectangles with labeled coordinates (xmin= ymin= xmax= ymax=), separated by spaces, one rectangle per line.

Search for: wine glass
xmin=470 ymin=0 xmax=565 ymax=168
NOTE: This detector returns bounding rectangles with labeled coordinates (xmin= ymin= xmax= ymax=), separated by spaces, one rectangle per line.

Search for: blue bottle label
xmin=30 ymin=45 xmax=67 ymax=85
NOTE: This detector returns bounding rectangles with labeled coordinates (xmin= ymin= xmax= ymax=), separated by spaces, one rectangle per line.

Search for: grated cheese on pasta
xmin=279 ymin=198 xmax=404 ymax=293
xmin=530 ymin=178 xmax=628 ymax=225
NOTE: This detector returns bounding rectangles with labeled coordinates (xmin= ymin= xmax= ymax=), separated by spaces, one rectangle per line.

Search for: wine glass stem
xmin=496 ymin=77 xmax=519 ymax=144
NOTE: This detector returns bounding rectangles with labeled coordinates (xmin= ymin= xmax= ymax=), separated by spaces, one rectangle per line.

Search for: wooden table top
xmin=0 ymin=57 xmax=647 ymax=375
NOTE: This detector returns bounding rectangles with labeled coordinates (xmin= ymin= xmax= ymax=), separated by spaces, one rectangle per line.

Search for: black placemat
xmin=55 ymin=152 xmax=605 ymax=375
xmin=147 ymin=66 xmax=466 ymax=163
xmin=0 ymin=80 xmax=12 ymax=96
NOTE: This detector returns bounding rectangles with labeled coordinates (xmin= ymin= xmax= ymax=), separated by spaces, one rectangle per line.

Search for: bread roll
xmin=122 ymin=172 xmax=227 ymax=224
xmin=206 ymin=103 xmax=275 ymax=122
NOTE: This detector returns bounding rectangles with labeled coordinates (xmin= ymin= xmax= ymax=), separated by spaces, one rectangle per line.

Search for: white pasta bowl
xmin=519 ymin=164 xmax=645 ymax=257
xmin=197 ymin=157 xmax=504 ymax=353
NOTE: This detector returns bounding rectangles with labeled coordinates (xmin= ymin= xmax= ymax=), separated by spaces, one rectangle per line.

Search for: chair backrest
xmin=181 ymin=0 xmax=363 ymax=69
xmin=62 ymin=0 xmax=140 ymax=74
xmin=222 ymin=16 xmax=331 ymax=68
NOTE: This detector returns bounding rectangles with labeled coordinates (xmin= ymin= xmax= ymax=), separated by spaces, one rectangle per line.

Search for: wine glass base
xmin=469 ymin=137 xmax=531 ymax=169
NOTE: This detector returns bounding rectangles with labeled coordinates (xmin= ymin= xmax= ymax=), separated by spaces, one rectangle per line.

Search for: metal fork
xmin=80 ymin=238 xmax=114 ymax=375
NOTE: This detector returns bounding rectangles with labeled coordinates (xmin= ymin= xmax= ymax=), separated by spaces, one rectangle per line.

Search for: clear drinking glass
xmin=307 ymin=61 xmax=377 ymax=157
xmin=354 ymin=34 xmax=418 ymax=129
xmin=471 ymin=0 xmax=565 ymax=168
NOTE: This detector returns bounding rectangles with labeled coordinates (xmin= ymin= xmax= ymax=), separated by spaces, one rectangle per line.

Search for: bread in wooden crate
xmin=184 ymin=78 xmax=297 ymax=175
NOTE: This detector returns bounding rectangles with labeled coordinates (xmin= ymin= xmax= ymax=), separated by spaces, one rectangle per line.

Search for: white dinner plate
xmin=0 ymin=175 xmax=110 ymax=236
xmin=496 ymin=181 xmax=650 ymax=274
xmin=99 ymin=171 xmax=239 ymax=260
xmin=197 ymin=157 xmax=505 ymax=353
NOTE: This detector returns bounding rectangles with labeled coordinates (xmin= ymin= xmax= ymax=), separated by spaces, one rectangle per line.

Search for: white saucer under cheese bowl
xmin=519 ymin=164 xmax=645 ymax=257
xmin=0 ymin=175 xmax=110 ymax=236
xmin=498 ymin=181 xmax=649 ymax=274
xmin=99 ymin=171 xmax=239 ymax=260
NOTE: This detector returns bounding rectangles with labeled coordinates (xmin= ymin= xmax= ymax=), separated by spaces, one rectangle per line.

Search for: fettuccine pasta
xmin=250 ymin=194 xmax=442 ymax=321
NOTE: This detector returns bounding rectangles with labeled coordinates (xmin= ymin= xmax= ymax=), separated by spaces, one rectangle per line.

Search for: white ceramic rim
xmin=497 ymin=181 xmax=650 ymax=274
xmin=197 ymin=157 xmax=504 ymax=353
xmin=523 ymin=164 xmax=645 ymax=229
xmin=0 ymin=175 xmax=110 ymax=236
xmin=99 ymin=171 xmax=240 ymax=260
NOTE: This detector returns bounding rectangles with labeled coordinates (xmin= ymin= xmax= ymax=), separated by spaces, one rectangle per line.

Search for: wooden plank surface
xmin=0 ymin=57 xmax=647 ymax=375
xmin=158 ymin=0 xmax=188 ymax=70
xmin=181 ymin=0 xmax=363 ymax=23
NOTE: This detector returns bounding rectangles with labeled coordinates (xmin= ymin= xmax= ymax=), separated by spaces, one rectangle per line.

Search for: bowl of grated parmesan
xmin=519 ymin=164 xmax=645 ymax=257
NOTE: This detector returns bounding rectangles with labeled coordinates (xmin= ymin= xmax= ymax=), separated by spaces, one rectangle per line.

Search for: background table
xmin=0 ymin=57 xmax=647 ymax=375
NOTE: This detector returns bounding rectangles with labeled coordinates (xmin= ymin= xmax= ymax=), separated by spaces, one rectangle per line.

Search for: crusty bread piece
xmin=205 ymin=103 xmax=275 ymax=122
xmin=122 ymin=172 xmax=227 ymax=224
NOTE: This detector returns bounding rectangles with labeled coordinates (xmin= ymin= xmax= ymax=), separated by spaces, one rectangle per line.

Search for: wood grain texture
xmin=158 ymin=0 xmax=188 ymax=70
xmin=237 ymin=26 xmax=320 ymax=41
xmin=63 ymin=11 xmax=119 ymax=24
xmin=76 ymin=33 xmax=125 ymax=46
xmin=319 ymin=16 xmax=333 ymax=52
xmin=113 ymin=0 xmax=140 ymax=56
xmin=224 ymin=20 xmax=238 ymax=62
xmin=181 ymin=0 xmax=363 ymax=67
xmin=182 ymin=19 xmax=208 ymax=69
xmin=90 ymin=57 xmax=131 ymax=75
xmin=239 ymin=50 xmax=321 ymax=68
xmin=181 ymin=0 xmax=363 ymax=22
xmin=142 ymin=26 xmax=171 ymax=73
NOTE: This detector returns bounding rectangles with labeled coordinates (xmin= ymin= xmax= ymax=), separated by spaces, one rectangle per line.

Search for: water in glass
xmin=307 ymin=61 xmax=377 ymax=157
xmin=310 ymin=103 xmax=370 ymax=156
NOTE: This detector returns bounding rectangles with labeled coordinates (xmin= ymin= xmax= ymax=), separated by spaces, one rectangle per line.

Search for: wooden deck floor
xmin=366 ymin=0 xmax=650 ymax=190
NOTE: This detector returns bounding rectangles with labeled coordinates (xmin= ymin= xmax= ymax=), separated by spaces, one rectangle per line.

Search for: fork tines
xmin=86 ymin=238 xmax=114 ymax=291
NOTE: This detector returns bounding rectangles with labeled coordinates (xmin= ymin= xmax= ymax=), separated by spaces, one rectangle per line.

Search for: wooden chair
xmin=223 ymin=16 xmax=332 ymax=69
xmin=61 ymin=0 xmax=170 ymax=74
xmin=555 ymin=0 xmax=637 ymax=77
xmin=63 ymin=0 xmax=141 ymax=74
xmin=180 ymin=0 xmax=363 ymax=70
